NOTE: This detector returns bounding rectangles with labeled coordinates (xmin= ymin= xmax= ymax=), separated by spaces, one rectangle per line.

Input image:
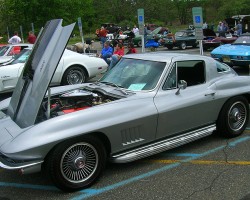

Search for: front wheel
xmin=46 ymin=136 xmax=107 ymax=192
xmin=137 ymin=41 xmax=142 ymax=47
xmin=61 ymin=66 xmax=87 ymax=85
xmin=217 ymin=96 xmax=249 ymax=138
xmin=179 ymin=42 xmax=186 ymax=50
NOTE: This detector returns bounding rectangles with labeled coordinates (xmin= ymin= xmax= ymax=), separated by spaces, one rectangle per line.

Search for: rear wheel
xmin=61 ymin=66 xmax=87 ymax=85
xmin=46 ymin=136 xmax=107 ymax=192
xmin=216 ymin=96 xmax=249 ymax=138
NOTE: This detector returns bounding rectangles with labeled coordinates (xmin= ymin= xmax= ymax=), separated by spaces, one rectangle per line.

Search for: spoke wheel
xmin=61 ymin=142 xmax=98 ymax=183
xmin=62 ymin=66 xmax=87 ymax=85
xmin=228 ymin=102 xmax=247 ymax=131
xmin=217 ymin=96 xmax=249 ymax=137
xmin=46 ymin=136 xmax=106 ymax=192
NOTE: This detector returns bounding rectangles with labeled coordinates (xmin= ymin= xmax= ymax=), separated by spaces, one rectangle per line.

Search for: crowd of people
xmin=97 ymin=40 xmax=137 ymax=70
xmin=216 ymin=20 xmax=242 ymax=36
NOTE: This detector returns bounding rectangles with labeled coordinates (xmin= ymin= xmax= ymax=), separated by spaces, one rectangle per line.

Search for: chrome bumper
xmin=0 ymin=154 xmax=43 ymax=173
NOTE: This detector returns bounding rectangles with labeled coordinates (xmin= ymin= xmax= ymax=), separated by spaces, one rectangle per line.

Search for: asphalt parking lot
xmin=0 ymin=46 xmax=250 ymax=200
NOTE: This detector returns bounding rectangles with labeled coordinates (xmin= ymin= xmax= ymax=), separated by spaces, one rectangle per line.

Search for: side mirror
xmin=175 ymin=80 xmax=187 ymax=95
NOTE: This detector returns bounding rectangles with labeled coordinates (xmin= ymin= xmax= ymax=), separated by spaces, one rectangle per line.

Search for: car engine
xmin=38 ymin=89 xmax=118 ymax=121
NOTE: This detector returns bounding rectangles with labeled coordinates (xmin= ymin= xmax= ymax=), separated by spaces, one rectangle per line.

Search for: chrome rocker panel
xmin=111 ymin=124 xmax=216 ymax=163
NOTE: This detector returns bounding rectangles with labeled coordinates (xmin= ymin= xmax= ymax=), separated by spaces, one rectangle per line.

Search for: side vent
xmin=121 ymin=126 xmax=144 ymax=146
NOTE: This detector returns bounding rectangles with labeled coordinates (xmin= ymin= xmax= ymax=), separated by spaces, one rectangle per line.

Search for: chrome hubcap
xmin=228 ymin=101 xmax=247 ymax=131
xmin=67 ymin=70 xmax=84 ymax=84
xmin=60 ymin=143 xmax=98 ymax=183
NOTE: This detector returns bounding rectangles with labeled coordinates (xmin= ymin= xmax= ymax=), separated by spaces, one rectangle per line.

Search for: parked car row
xmin=130 ymin=28 xmax=238 ymax=51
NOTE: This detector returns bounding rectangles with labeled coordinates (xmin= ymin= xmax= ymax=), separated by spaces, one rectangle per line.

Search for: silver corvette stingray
xmin=0 ymin=19 xmax=250 ymax=192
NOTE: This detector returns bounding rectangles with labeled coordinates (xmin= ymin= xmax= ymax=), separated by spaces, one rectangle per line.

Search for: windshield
xmin=233 ymin=35 xmax=250 ymax=45
xmin=0 ymin=46 xmax=8 ymax=56
xmin=99 ymin=58 xmax=166 ymax=91
xmin=175 ymin=31 xmax=185 ymax=37
xmin=10 ymin=49 xmax=31 ymax=64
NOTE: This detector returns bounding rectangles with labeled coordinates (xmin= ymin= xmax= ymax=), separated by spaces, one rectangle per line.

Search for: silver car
xmin=0 ymin=19 xmax=250 ymax=192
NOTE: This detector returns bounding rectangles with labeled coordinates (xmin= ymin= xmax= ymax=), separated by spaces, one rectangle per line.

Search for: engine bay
xmin=37 ymin=88 xmax=119 ymax=122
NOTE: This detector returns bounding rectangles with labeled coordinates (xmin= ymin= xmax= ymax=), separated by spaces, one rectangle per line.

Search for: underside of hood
xmin=7 ymin=19 xmax=75 ymax=128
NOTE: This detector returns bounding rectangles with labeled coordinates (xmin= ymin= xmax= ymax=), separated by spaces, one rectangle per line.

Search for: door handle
xmin=205 ymin=92 xmax=216 ymax=96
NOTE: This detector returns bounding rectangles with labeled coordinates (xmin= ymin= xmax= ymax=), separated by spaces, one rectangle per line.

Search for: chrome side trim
xmin=110 ymin=124 xmax=216 ymax=163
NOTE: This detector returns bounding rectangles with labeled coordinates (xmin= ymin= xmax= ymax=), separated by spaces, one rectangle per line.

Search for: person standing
xmin=99 ymin=26 xmax=108 ymax=48
xmin=8 ymin=31 xmax=21 ymax=44
xmin=132 ymin=25 xmax=139 ymax=35
xmin=27 ymin=31 xmax=36 ymax=44
xmin=236 ymin=21 xmax=242 ymax=36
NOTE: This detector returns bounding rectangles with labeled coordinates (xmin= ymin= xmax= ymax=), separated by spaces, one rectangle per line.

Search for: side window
xmin=177 ymin=60 xmax=205 ymax=87
xmin=163 ymin=64 xmax=177 ymax=90
xmin=216 ymin=61 xmax=230 ymax=72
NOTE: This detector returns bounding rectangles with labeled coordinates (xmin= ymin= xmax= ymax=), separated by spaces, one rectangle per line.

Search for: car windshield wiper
xmin=99 ymin=81 xmax=129 ymax=95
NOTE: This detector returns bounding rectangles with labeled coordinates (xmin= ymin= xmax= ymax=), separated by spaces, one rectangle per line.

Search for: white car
xmin=0 ymin=43 xmax=33 ymax=64
xmin=0 ymin=48 xmax=108 ymax=93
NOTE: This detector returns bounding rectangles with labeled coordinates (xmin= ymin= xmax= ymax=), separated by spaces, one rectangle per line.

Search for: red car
xmin=202 ymin=29 xmax=238 ymax=50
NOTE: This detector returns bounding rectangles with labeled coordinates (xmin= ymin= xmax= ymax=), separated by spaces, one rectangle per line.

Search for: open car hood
xmin=203 ymin=29 xmax=216 ymax=37
xmin=7 ymin=19 xmax=75 ymax=128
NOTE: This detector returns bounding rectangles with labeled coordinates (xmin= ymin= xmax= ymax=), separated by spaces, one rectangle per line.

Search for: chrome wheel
xmin=60 ymin=142 xmax=98 ymax=183
xmin=180 ymin=42 xmax=186 ymax=50
xmin=228 ymin=101 xmax=247 ymax=131
xmin=217 ymin=96 xmax=249 ymax=138
xmin=66 ymin=69 xmax=85 ymax=84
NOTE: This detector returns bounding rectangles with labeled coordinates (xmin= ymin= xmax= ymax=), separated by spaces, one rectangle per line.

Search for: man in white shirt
xmin=8 ymin=31 xmax=21 ymax=44
xmin=132 ymin=25 xmax=139 ymax=34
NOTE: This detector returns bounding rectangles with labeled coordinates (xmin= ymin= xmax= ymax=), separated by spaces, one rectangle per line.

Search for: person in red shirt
xmin=99 ymin=26 xmax=108 ymax=48
xmin=109 ymin=43 xmax=124 ymax=70
xmin=27 ymin=31 xmax=36 ymax=44
xmin=126 ymin=43 xmax=137 ymax=54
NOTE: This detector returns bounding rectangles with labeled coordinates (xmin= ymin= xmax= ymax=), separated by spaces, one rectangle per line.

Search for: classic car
xmin=0 ymin=46 xmax=108 ymax=93
xmin=202 ymin=29 xmax=238 ymax=50
xmin=1 ymin=19 xmax=250 ymax=192
xmin=161 ymin=29 xmax=198 ymax=50
xmin=0 ymin=43 xmax=33 ymax=64
xmin=211 ymin=33 xmax=250 ymax=67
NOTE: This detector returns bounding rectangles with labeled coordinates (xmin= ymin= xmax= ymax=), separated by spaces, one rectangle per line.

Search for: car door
xmin=154 ymin=60 xmax=218 ymax=139
xmin=186 ymin=31 xmax=196 ymax=46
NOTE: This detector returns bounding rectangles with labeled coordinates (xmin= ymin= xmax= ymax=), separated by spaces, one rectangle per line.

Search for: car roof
xmin=123 ymin=52 xmax=208 ymax=63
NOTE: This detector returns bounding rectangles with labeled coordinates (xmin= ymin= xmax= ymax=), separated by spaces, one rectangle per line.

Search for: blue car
xmin=211 ymin=33 xmax=250 ymax=67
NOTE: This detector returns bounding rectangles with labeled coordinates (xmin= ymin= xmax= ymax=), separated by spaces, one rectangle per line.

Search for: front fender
xmin=0 ymin=97 xmax=158 ymax=160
